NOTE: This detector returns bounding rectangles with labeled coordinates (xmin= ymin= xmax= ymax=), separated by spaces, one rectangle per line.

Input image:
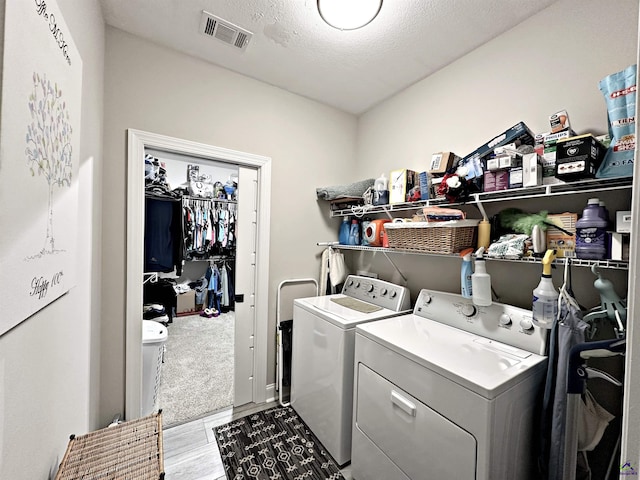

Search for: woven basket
xmin=55 ymin=412 xmax=164 ymax=480
xmin=384 ymin=220 xmax=479 ymax=254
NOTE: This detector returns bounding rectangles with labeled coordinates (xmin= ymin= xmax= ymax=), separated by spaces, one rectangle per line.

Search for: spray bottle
xmin=460 ymin=248 xmax=474 ymax=298
xmin=532 ymin=249 xmax=558 ymax=329
xmin=471 ymin=247 xmax=492 ymax=306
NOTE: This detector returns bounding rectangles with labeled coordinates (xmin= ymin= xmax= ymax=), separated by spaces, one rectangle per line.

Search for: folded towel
xmin=316 ymin=178 xmax=375 ymax=201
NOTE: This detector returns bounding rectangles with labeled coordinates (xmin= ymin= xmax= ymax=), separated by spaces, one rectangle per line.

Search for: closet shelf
xmin=329 ymin=177 xmax=632 ymax=218
xmin=321 ymin=243 xmax=629 ymax=271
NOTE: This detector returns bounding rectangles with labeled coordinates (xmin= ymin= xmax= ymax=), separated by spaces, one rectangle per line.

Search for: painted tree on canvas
xmin=25 ymin=72 xmax=73 ymax=255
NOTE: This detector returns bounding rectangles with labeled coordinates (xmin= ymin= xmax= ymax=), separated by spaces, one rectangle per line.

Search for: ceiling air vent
xmin=199 ymin=11 xmax=253 ymax=51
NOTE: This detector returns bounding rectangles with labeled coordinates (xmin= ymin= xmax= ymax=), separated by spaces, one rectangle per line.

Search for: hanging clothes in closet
xmin=182 ymin=197 xmax=237 ymax=260
xmin=203 ymin=260 xmax=236 ymax=313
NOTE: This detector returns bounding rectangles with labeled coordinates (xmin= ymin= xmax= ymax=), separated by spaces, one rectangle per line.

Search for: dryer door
xmin=355 ymin=363 xmax=477 ymax=479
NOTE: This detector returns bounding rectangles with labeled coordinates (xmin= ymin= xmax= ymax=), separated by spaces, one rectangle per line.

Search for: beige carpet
xmin=156 ymin=311 xmax=234 ymax=426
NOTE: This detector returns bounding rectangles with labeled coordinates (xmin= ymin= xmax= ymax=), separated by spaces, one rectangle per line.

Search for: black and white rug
xmin=213 ymin=406 xmax=345 ymax=480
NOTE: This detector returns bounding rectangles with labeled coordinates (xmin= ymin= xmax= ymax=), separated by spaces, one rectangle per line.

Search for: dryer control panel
xmin=414 ymin=289 xmax=547 ymax=355
xmin=342 ymin=275 xmax=411 ymax=312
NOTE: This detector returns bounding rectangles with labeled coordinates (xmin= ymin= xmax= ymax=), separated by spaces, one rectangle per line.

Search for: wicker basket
xmin=55 ymin=412 xmax=164 ymax=480
xmin=384 ymin=220 xmax=479 ymax=254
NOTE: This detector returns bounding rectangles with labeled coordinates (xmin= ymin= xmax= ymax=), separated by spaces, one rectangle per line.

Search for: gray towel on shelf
xmin=316 ymin=178 xmax=375 ymax=200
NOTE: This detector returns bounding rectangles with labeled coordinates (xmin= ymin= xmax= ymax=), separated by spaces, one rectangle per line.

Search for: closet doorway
xmin=125 ymin=129 xmax=271 ymax=421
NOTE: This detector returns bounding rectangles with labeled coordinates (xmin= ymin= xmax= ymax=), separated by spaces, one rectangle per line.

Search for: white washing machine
xmin=352 ymin=289 xmax=548 ymax=480
xmin=291 ymin=275 xmax=411 ymax=466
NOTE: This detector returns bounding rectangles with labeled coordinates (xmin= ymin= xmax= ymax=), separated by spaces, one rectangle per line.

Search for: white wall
xmin=100 ymin=27 xmax=357 ymax=423
xmin=0 ymin=1 xmax=104 ymax=479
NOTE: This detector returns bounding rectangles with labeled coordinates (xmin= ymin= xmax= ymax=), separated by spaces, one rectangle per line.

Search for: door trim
xmin=125 ymin=129 xmax=271 ymax=419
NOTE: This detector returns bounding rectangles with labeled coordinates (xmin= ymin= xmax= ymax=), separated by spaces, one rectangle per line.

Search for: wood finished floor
xmin=162 ymin=401 xmax=353 ymax=480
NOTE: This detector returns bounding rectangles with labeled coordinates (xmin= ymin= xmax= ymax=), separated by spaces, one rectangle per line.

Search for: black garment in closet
xmin=143 ymin=278 xmax=177 ymax=323
xmin=145 ymin=195 xmax=184 ymax=276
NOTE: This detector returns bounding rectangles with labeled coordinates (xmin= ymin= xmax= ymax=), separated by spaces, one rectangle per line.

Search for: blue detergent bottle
xmin=575 ymin=198 xmax=608 ymax=260
xmin=339 ymin=217 xmax=350 ymax=245
xmin=348 ymin=219 xmax=360 ymax=245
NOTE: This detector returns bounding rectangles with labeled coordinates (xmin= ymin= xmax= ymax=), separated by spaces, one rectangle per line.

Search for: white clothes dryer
xmin=291 ymin=275 xmax=410 ymax=466
xmin=352 ymin=289 xmax=548 ymax=480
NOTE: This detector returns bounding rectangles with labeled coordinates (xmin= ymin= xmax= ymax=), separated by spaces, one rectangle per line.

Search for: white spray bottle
xmin=471 ymin=247 xmax=492 ymax=306
xmin=532 ymin=249 xmax=558 ymax=329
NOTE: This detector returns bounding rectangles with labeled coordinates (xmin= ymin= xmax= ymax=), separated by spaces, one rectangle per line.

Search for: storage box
xmin=555 ymin=134 xmax=607 ymax=180
xmin=509 ymin=167 xmax=523 ymax=189
xmin=549 ymin=110 xmax=571 ymax=133
xmin=384 ymin=220 xmax=479 ymax=254
xmin=483 ymin=170 xmax=509 ymax=192
xmin=176 ymin=290 xmax=196 ymax=315
xmin=464 ymin=121 xmax=536 ymax=166
xmin=418 ymin=171 xmax=431 ymax=200
xmin=610 ymin=232 xmax=630 ymax=261
xmin=390 ymin=169 xmax=419 ymax=204
xmin=546 ymin=213 xmax=577 ymax=258
xmin=542 ymin=130 xmax=573 ymax=184
xmin=522 ymin=153 xmax=543 ymax=187
xmin=428 ymin=152 xmax=460 ymax=175
xmin=616 ymin=210 xmax=632 ymax=233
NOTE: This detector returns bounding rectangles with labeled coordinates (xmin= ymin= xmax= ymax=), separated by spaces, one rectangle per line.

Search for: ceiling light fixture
xmin=317 ymin=0 xmax=383 ymax=31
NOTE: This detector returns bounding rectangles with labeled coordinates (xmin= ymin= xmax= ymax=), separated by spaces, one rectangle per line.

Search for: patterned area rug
xmin=213 ymin=406 xmax=345 ymax=480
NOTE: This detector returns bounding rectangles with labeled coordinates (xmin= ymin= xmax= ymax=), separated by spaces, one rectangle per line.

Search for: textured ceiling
xmin=98 ymin=0 xmax=560 ymax=115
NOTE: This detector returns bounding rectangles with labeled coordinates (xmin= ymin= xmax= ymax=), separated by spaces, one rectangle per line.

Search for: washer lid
xmin=356 ymin=314 xmax=547 ymax=399
xmin=294 ymin=294 xmax=409 ymax=329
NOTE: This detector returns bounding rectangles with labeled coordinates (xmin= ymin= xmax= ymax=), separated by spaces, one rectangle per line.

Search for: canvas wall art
xmin=0 ymin=0 xmax=82 ymax=335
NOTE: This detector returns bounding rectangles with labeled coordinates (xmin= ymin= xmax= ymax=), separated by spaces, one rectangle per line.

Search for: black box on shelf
xmin=555 ymin=134 xmax=606 ymax=180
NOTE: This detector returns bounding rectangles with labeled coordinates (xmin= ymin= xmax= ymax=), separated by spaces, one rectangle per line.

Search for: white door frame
xmin=125 ymin=129 xmax=271 ymax=419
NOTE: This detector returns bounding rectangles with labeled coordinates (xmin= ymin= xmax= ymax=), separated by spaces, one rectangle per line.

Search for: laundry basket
xmin=142 ymin=320 xmax=168 ymax=416
xmin=55 ymin=412 xmax=164 ymax=480
xmin=384 ymin=220 xmax=478 ymax=254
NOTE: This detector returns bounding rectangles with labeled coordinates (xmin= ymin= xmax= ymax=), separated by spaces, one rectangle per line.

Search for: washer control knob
xmin=355 ymin=282 xmax=361 ymax=289
xmin=520 ymin=318 xmax=534 ymax=331
xmin=366 ymin=284 xmax=374 ymax=292
xmin=461 ymin=304 xmax=476 ymax=317
xmin=348 ymin=279 xmax=354 ymax=287
xmin=381 ymin=288 xmax=388 ymax=296
xmin=422 ymin=294 xmax=432 ymax=304
xmin=390 ymin=290 xmax=397 ymax=298
xmin=499 ymin=314 xmax=512 ymax=326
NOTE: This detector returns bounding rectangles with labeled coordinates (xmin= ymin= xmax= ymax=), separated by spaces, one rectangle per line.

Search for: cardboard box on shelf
xmin=483 ymin=170 xmax=509 ymax=192
xmin=610 ymin=233 xmax=630 ymax=261
xmin=390 ymin=169 xmax=419 ymax=204
xmin=555 ymin=134 xmax=607 ymax=180
xmin=522 ymin=153 xmax=543 ymax=187
xmin=176 ymin=290 xmax=197 ymax=315
xmin=508 ymin=167 xmax=523 ymax=189
xmin=542 ymin=130 xmax=573 ymax=185
xmin=616 ymin=210 xmax=632 ymax=233
xmin=464 ymin=121 xmax=536 ymax=165
xmin=418 ymin=171 xmax=431 ymax=200
xmin=546 ymin=212 xmax=577 ymax=258
xmin=429 ymin=152 xmax=460 ymax=175
xmin=549 ymin=110 xmax=571 ymax=133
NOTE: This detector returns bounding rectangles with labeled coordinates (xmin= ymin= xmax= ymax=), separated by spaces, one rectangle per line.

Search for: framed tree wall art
xmin=0 ymin=0 xmax=82 ymax=335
